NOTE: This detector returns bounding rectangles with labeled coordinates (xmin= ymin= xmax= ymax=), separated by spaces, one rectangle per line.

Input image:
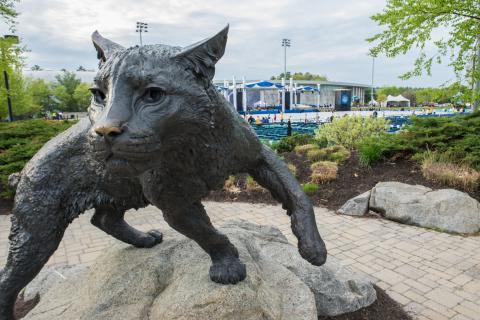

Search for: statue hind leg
xmin=90 ymin=205 xmax=163 ymax=248
xmin=0 ymin=212 xmax=68 ymax=320
xmin=249 ymin=145 xmax=327 ymax=266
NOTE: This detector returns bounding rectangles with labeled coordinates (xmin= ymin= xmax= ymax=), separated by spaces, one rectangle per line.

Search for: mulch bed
xmin=0 ymin=198 xmax=13 ymax=216
xmin=208 ymin=151 xmax=479 ymax=211
xmin=318 ymin=286 xmax=412 ymax=320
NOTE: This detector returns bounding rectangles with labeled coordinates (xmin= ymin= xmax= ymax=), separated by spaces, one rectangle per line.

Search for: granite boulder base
xmin=24 ymin=221 xmax=376 ymax=320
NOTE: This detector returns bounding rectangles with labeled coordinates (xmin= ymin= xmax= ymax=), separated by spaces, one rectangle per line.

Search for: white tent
xmin=383 ymin=95 xmax=410 ymax=107
xmin=253 ymin=100 xmax=267 ymax=108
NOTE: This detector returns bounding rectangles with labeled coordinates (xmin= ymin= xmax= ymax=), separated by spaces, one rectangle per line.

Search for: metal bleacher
xmin=251 ymin=113 xmax=465 ymax=141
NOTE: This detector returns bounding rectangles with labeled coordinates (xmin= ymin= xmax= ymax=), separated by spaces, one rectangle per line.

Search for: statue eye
xmin=90 ymin=88 xmax=106 ymax=105
xmin=142 ymin=87 xmax=165 ymax=104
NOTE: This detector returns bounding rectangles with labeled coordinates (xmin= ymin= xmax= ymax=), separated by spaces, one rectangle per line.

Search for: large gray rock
xmin=370 ymin=182 xmax=480 ymax=233
xmin=24 ymin=221 xmax=376 ymax=320
xmin=338 ymin=191 xmax=371 ymax=216
xmin=22 ymin=265 xmax=88 ymax=301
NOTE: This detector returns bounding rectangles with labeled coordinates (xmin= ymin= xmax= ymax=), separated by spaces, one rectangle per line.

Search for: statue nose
xmin=94 ymin=125 xmax=123 ymax=137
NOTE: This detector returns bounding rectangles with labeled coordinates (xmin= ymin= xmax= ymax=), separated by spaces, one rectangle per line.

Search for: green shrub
xmin=273 ymin=133 xmax=314 ymax=153
xmin=246 ymin=175 xmax=264 ymax=192
xmin=310 ymin=161 xmax=338 ymax=183
xmin=302 ymin=182 xmax=319 ymax=195
xmin=358 ymin=142 xmax=384 ymax=167
xmin=294 ymin=144 xmax=318 ymax=155
xmin=306 ymin=149 xmax=328 ymax=162
xmin=0 ymin=119 xmax=76 ymax=198
xmin=305 ymin=145 xmax=350 ymax=164
xmin=314 ymin=136 xmax=328 ymax=148
xmin=398 ymin=113 xmax=480 ymax=170
xmin=357 ymin=134 xmax=397 ymax=167
xmin=315 ymin=116 xmax=389 ymax=149
xmin=322 ymin=145 xmax=350 ymax=164
xmin=356 ymin=111 xmax=480 ymax=169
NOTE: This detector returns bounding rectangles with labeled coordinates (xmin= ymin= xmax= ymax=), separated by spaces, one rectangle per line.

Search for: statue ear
xmin=91 ymin=31 xmax=124 ymax=64
xmin=173 ymin=25 xmax=229 ymax=82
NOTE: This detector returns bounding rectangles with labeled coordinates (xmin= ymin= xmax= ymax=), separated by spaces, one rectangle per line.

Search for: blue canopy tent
xmin=214 ymin=85 xmax=229 ymax=92
xmin=244 ymin=80 xmax=284 ymax=89
xmin=296 ymin=85 xmax=318 ymax=92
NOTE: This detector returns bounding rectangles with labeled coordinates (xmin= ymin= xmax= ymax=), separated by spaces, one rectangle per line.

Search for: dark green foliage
xmin=272 ymin=133 xmax=315 ymax=153
xmin=358 ymin=112 xmax=480 ymax=169
xmin=0 ymin=119 xmax=75 ymax=198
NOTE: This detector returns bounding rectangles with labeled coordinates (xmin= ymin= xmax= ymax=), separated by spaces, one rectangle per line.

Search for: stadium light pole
xmin=282 ymin=38 xmax=291 ymax=79
xmin=369 ymin=51 xmax=376 ymax=105
xmin=136 ymin=22 xmax=148 ymax=46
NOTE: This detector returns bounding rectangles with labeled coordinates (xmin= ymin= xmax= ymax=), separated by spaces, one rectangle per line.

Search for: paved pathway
xmin=0 ymin=202 xmax=479 ymax=320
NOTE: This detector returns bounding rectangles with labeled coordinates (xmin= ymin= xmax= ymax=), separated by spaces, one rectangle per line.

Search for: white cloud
xmin=2 ymin=0 xmax=456 ymax=87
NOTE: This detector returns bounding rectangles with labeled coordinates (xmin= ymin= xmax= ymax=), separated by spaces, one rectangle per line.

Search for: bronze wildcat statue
xmin=0 ymin=25 xmax=327 ymax=319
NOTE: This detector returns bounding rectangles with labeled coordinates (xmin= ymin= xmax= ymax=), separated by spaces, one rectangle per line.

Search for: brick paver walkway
xmin=1 ymin=202 xmax=479 ymax=320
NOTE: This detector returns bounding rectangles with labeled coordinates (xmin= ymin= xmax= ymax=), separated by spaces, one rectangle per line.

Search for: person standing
xmin=287 ymin=119 xmax=292 ymax=136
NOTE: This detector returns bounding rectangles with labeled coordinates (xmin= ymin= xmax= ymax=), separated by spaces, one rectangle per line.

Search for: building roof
xmin=214 ymin=79 xmax=370 ymax=88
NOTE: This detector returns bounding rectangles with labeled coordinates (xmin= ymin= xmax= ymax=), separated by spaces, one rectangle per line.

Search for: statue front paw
xmin=298 ymin=235 xmax=327 ymax=266
xmin=133 ymin=229 xmax=163 ymax=248
xmin=209 ymin=257 xmax=246 ymax=285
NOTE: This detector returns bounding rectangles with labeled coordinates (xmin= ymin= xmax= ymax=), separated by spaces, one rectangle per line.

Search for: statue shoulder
xmin=21 ymin=118 xmax=94 ymax=181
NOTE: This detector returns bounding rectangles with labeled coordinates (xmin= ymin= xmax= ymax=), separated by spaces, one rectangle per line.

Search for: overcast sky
xmin=1 ymin=0 xmax=456 ymax=87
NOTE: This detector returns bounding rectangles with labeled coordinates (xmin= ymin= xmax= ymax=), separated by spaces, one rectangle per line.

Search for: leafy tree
xmin=368 ymin=0 xmax=480 ymax=106
xmin=77 ymin=65 xmax=86 ymax=71
xmin=30 ymin=64 xmax=42 ymax=71
xmin=271 ymin=72 xmax=327 ymax=81
xmin=0 ymin=0 xmax=18 ymax=31
xmin=73 ymin=82 xmax=91 ymax=110
xmin=0 ymin=37 xmax=38 ymax=118
xmin=416 ymin=88 xmax=435 ymax=105
xmin=401 ymin=90 xmax=417 ymax=106
xmin=377 ymin=93 xmax=387 ymax=103
xmin=27 ymin=78 xmax=54 ymax=111
xmin=53 ymin=71 xmax=83 ymax=111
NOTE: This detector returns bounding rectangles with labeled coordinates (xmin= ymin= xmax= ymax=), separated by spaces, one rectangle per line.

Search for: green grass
xmin=0 ymin=119 xmax=76 ymax=198
xmin=302 ymin=182 xmax=319 ymax=195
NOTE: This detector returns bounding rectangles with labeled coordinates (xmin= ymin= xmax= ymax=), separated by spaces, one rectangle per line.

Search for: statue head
xmin=87 ymin=26 xmax=229 ymax=176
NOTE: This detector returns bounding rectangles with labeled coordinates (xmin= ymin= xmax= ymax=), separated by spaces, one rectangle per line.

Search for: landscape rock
xmin=7 ymin=172 xmax=20 ymax=189
xmin=337 ymin=191 xmax=371 ymax=216
xmin=24 ymin=220 xmax=376 ymax=320
xmin=370 ymin=181 xmax=480 ymax=234
xmin=23 ymin=265 xmax=88 ymax=301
